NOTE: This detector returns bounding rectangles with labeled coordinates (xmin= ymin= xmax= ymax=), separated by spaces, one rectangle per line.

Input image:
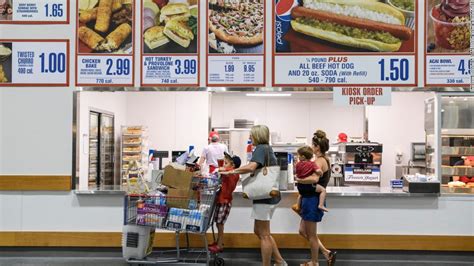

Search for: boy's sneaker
xmin=208 ymin=245 xmax=223 ymax=254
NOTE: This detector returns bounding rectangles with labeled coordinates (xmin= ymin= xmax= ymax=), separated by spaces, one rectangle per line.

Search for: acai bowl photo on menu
xmin=427 ymin=0 xmax=470 ymax=53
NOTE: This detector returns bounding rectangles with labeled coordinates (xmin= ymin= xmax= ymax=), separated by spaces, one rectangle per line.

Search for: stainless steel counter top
xmin=233 ymin=185 xmax=440 ymax=197
xmin=73 ymin=186 xmax=472 ymax=198
xmin=74 ymin=188 xmax=126 ymax=195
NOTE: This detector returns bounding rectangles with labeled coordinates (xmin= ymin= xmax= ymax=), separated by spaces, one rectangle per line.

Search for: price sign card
xmin=0 ymin=0 xmax=69 ymax=24
xmin=76 ymin=0 xmax=135 ymax=86
xmin=333 ymin=87 xmax=392 ymax=106
xmin=206 ymin=0 xmax=265 ymax=86
xmin=0 ymin=40 xmax=69 ymax=86
xmin=424 ymin=1 xmax=470 ymax=86
xmin=273 ymin=0 xmax=418 ymax=87
xmin=141 ymin=1 xmax=199 ymax=86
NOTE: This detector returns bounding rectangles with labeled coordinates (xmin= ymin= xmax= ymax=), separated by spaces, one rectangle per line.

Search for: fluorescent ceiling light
xmin=246 ymin=93 xmax=292 ymax=97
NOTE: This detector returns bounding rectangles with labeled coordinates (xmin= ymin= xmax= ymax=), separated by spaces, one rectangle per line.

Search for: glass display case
xmin=425 ymin=94 xmax=474 ymax=194
xmin=88 ymin=111 xmax=115 ymax=190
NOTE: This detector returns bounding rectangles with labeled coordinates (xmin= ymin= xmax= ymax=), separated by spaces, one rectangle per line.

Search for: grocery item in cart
xmin=162 ymin=164 xmax=194 ymax=190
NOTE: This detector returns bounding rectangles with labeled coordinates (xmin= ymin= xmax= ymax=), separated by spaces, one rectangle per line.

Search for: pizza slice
xmin=208 ymin=0 xmax=263 ymax=45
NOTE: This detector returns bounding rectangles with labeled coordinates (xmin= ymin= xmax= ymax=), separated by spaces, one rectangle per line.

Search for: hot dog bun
xmin=304 ymin=0 xmax=405 ymax=25
xmin=291 ymin=19 xmax=402 ymax=52
xmin=291 ymin=0 xmax=413 ymax=52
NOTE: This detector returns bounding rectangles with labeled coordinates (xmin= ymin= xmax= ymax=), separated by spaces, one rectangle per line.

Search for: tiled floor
xmin=0 ymin=248 xmax=472 ymax=266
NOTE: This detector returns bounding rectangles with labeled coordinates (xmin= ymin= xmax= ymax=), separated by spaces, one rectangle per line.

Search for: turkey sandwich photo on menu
xmin=0 ymin=43 xmax=12 ymax=84
xmin=208 ymin=0 xmax=264 ymax=54
xmin=78 ymin=0 xmax=134 ymax=54
xmin=427 ymin=0 xmax=470 ymax=53
xmin=279 ymin=0 xmax=415 ymax=53
xmin=143 ymin=0 xmax=198 ymax=54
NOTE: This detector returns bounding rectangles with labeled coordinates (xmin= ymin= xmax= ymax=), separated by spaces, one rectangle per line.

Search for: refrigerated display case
xmin=88 ymin=111 xmax=115 ymax=189
xmin=425 ymin=94 xmax=474 ymax=194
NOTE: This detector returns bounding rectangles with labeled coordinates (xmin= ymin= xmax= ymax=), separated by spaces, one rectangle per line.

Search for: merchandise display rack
xmin=121 ymin=126 xmax=149 ymax=189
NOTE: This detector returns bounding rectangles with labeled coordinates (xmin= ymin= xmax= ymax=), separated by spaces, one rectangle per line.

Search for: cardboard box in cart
xmin=162 ymin=165 xmax=196 ymax=209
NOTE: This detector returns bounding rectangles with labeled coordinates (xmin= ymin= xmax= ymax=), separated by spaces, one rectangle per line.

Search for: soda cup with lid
xmin=275 ymin=0 xmax=301 ymax=52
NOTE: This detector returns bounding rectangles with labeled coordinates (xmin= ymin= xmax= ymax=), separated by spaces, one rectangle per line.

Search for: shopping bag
xmin=241 ymin=165 xmax=280 ymax=200
xmin=241 ymin=146 xmax=280 ymax=200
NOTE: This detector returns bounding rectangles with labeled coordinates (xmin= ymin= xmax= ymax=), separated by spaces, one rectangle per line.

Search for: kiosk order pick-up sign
xmin=273 ymin=0 xmax=418 ymax=87
xmin=333 ymin=87 xmax=392 ymax=106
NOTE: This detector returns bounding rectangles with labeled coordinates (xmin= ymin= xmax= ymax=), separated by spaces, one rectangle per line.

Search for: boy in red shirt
xmin=209 ymin=152 xmax=241 ymax=253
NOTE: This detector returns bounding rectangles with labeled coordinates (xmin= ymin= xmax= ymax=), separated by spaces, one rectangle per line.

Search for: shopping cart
xmin=123 ymin=176 xmax=222 ymax=265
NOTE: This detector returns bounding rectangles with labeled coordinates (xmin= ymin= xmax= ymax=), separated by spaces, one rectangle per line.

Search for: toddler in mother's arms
xmin=292 ymin=146 xmax=328 ymax=213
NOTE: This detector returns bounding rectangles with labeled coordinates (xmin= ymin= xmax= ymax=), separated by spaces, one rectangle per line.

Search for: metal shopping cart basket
xmin=123 ymin=176 xmax=222 ymax=265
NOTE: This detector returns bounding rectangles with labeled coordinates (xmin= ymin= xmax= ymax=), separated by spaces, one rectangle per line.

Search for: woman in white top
xmin=199 ymin=131 xmax=228 ymax=173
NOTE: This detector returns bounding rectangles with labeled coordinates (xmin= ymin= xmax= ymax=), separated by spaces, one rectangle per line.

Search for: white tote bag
xmin=241 ymin=147 xmax=280 ymax=200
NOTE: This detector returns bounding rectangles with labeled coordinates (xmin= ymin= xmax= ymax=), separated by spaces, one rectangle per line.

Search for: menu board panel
xmin=76 ymin=0 xmax=135 ymax=86
xmin=0 ymin=40 xmax=69 ymax=86
xmin=273 ymin=0 xmax=418 ymax=87
xmin=141 ymin=0 xmax=199 ymax=86
xmin=206 ymin=0 xmax=266 ymax=86
xmin=0 ymin=0 xmax=69 ymax=24
xmin=424 ymin=0 xmax=470 ymax=86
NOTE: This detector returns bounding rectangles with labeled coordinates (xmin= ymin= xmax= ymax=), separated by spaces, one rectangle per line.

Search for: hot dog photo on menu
xmin=143 ymin=0 xmax=198 ymax=54
xmin=275 ymin=0 xmax=416 ymax=53
xmin=426 ymin=0 xmax=470 ymax=53
xmin=78 ymin=0 xmax=134 ymax=54
xmin=208 ymin=0 xmax=264 ymax=54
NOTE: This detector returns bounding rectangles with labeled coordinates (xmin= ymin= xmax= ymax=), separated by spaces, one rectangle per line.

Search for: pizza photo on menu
xmin=143 ymin=0 xmax=198 ymax=54
xmin=208 ymin=0 xmax=264 ymax=54
xmin=275 ymin=0 xmax=416 ymax=53
xmin=77 ymin=0 xmax=134 ymax=54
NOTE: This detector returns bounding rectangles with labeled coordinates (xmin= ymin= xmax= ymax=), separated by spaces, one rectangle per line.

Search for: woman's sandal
xmin=326 ymin=251 xmax=337 ymax=266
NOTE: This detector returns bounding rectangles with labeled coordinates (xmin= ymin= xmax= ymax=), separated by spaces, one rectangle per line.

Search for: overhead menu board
xmin=141 ymin=0 xmax=199 ymax=86
xmin=273 ymin=0 xmax=418 ymax=87
xmin=0 ymin=40 xmax=69 ymax=86
xmin=0 ymin=0 xmax=69 ymax=24
xmin=424 ymin=0 xmax=470 ymax=87
xmin=76 ymin=0 xmax=135 ymax=86
xmin=206 ymin=0 xmax=266 ymax=86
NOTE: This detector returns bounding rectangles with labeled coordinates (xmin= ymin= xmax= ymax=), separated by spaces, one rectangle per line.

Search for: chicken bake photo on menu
xmin=78 ymin=0 xmax=134 ymax=54
xmin=208 ymin=0 xmax=264 ymax=54
xmin=275 ymin=0 xmax=416 ymax=53
xmin=426 ymin=0 xmax=470 ymax=53
xmin=143 ymin=0 xmax=198 ymax=54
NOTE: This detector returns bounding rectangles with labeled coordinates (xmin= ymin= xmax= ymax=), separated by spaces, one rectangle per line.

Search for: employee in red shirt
xmin=209 ymin=152 xmax=241 ymax=253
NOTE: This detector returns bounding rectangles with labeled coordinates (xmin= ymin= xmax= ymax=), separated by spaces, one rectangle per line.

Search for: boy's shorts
xmin=214 ymin=203 xmax=232 ymax=224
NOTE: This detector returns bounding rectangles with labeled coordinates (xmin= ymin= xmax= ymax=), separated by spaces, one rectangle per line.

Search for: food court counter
xmin=233 ymin=185 xmax=443 ymax=198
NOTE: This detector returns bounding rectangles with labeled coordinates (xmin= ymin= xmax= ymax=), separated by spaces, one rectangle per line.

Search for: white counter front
xmin=1 ymin=189 xmax=472 ymax=237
